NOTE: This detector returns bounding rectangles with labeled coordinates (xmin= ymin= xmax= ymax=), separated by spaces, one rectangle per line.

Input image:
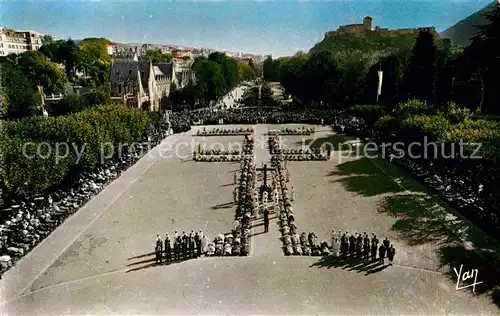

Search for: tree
xmin=299 ymin=51 xmax=341 ymax=106
xmin=39 ymin=39 xmax=110 ymax=89
xmin=263 ymin=56 xmax=280 ymax=81
xmin=248 ymin=59 xmax=256 ymax=70
xmin=16 ymin=51 xmax=68 ymax=94
xmin=38 ymin=40 xmax=65 ymax=63
xmin=79 ymin=38 xmax=111 ymax=62
xmin=405 ymin=30 xmax=439 ymax=105
xmin=279 ymin=54 xmax=307 ymax=98
xmin=194 ymin=60 xmax=226 ymax=105
xmin=41 ymin=34 xmax=54 ymax=45
xmin=139 ymin=50 xmax=173 ymax=63
xmin=48 ymin=94 xmax=85 ymax=116
xmin=1 ymin=61 xmax=40 ymax=120
xmin=337 ymin=57 xmax=367 ymax=106
xmin=434 ymin=40 xmax=461 ymax=107
xmin=208 ymin=52 xmax=239 ymax=92
xmin=363 ymin=51 xmax=411 ymax=107
xmin=238 ymin=62 xmax=256 ymax=81
xmin=473 ymin=3 xmax=500 ymax=114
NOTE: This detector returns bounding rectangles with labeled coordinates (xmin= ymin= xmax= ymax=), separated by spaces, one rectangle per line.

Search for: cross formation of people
xmin=154 ymin=132 xmax=397 ymax=265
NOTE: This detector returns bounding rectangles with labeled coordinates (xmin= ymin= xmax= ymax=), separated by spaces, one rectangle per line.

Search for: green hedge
xmin=1 ymin=104 xmax=151 ymax=197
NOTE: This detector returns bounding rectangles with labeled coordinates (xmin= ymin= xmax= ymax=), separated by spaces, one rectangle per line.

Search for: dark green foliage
xmin=139 ymin=50 xmax=173 ymax=63
xmin=171 ymin=52 xmax=245 ymax=108
xmin=39 ymin=38 xmax=111 ymax=88
xmin=13 ymin=51 xmax=68 ymax=94
xmin=363 ymin=51 xmax=411 ymax=107
xmin=349 ymin=105 xmax=386 ymax=127
xmin=48 ymin=91 xmax=110 ymax=116
xmin=1 ymin=61 xmax=41 ymax=120
xmin=309 ymin=30 xmax=417 ymax=67
xmin=209 ymin=52 xmax=239 ymax=89
xmin=404 ymin=30 xmax=439 ymax=105
xmin=263 ymin=55 xmax=281 ymax=82
xmin=1 ymin=105 xmax=151 ymax=197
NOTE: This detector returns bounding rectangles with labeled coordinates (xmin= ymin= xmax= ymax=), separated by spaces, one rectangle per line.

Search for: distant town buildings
xmin=0 ymin=26 xmax=44 ymax=56
xmin=224 ymin=51 xmax=263 ymax=63
xmin=106 ymin=42 xmax=263 ymax=65
xmin=325 ymin=16 xmax=436 ymax=38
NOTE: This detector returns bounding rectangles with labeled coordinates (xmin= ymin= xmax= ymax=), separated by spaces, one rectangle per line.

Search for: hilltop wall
xmin=324 ymin=17 xmax=436 ymax=39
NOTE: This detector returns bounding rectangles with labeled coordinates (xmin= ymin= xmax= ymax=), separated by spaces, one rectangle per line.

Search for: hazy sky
xmin=0 ymin=0 xmax=493 ymax=57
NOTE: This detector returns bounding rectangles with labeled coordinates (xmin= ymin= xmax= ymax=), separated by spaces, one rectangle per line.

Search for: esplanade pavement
xmin=1 ymin=125 xmax=498 ymax=315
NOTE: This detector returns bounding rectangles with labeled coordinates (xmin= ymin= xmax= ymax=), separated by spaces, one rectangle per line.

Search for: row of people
xmin=330 ymin=230 xmax=396 ymax=265
xmin=154 ymin=230 xmax=207 ymax=263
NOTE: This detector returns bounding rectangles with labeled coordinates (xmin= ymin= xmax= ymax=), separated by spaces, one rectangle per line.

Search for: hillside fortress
xmin=325 ymin=16 xmax=436 ymax=38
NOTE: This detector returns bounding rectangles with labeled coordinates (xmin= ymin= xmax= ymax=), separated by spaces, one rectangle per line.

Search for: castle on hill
xmin=325 ymin=16 xmax=436 ymax=38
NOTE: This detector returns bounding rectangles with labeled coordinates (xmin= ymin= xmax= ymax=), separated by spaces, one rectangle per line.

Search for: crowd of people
xmin=171 ymin=107 xmax=339 ymax=126
xmin=268 ymin=136 xmax=329 ymax=161
xmin=195 ymin=127 xmax=254 ymax=136
xmin=234 ymin=136 xmax=257 ymax=231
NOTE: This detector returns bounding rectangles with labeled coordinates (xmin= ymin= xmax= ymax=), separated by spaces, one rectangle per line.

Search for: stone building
xmin=173 ymin=58 xmax=196 ymax=89
xmin=0 ymin=26 xmax=43 ymax=56
xmin=110 ymin=59 xmax=176 ymax=111
xmin=335 ymin=16 xmax=373 ymax=35
xmin=325 ymin=16 xmax=436 ymax=38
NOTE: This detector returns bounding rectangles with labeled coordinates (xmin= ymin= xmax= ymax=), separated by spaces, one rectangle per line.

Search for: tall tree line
xmin=167 ymin=53 xmax=257 ymax=110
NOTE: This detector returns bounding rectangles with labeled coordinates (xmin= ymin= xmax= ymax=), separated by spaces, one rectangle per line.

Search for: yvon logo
xmin=453 ymin=264 xmax=484 ymax=293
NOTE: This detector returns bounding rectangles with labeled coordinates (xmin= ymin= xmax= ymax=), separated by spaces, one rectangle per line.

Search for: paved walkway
xmin=218 ymin=85 xmax=248 ymax=109
xmin=251 ymin=208 xmax=283 ymax=256
xmin=250 ymin=124 xmax=283 ymax=256
xmin=253 ymin=124 xmax=270 ymax=167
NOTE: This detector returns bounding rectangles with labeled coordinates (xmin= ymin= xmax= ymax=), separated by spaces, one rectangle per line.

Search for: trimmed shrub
xmin=2 ymin=104 xmax=151 ymax=197
xmin=394 ymin=99 xmax=436 ymax=118
xmin=440 ymin=101 xmax=471 ymax=124
xmin=399 ymin=114 xmax=451 ymax=142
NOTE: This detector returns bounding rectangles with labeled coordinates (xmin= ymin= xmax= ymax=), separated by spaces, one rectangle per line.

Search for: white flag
xmin=377 ymin=70 xmax=383 ymax=96
xmin=38 ymin=86 xmax=45 ymax=106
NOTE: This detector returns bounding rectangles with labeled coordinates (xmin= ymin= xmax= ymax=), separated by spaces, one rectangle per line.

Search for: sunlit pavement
xmin=2 ymin=125 xmax=498 ymax=315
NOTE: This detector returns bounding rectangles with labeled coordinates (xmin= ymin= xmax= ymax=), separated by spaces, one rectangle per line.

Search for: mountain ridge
xmin=440 ymin=1 xmax=497 ymax=46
